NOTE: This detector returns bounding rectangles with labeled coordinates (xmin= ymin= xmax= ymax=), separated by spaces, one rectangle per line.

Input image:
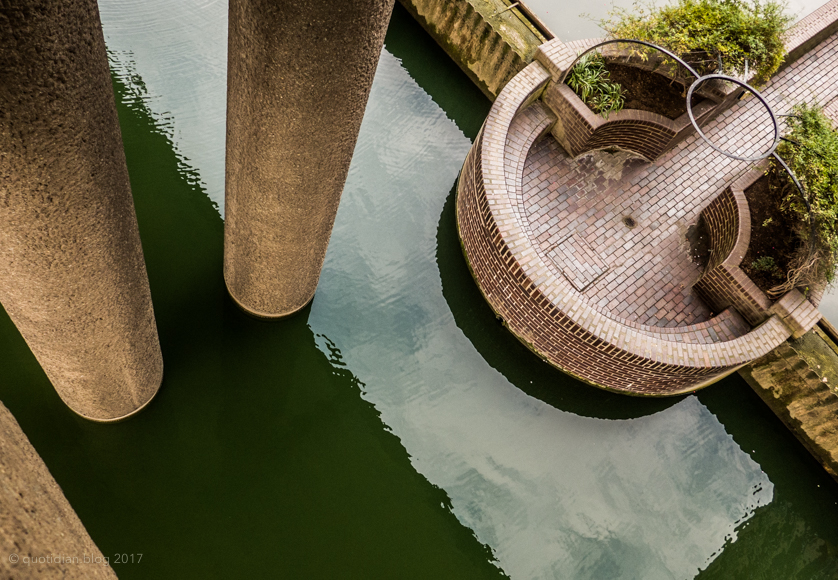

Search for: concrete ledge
xmin=397 ymin=0 xmax=546 ymax=98
xmin=740 ymin=334 xmax=838 ymax=483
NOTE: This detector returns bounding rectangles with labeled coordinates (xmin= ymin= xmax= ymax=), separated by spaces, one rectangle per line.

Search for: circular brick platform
xmin=456 ymin=52 xmax=825 ymax=395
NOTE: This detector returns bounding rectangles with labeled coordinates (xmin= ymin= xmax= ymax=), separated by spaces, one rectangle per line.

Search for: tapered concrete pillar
xmin=224 ymin=0 xmax=395 ymax=317
xmin=0 ymin=0 xmax=163 ymax=421
xmin=0 ymin=403 xmax=117 ymax=579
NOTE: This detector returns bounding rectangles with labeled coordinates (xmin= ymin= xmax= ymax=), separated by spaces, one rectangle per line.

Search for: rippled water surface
xmin=1 ymin=1 xmax=838 ymax=578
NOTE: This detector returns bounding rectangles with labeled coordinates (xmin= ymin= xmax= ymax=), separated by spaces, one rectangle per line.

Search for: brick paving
xmin=521 ymin=25 xmax=838 ymax=329
xmin=523 ymin=138 xmax=710 ymax=326
xmin=455 ymin=2 xmax=835 ymax=393
xmin=546 ymin=232 xmax=608 ymax=291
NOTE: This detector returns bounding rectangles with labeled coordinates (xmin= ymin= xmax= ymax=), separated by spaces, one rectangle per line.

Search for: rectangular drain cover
xmin=547 ymin=233 xmax=608 ymax=292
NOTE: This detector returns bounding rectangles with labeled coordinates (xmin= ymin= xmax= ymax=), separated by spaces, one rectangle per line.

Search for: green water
xmin=1 ymin=3 xmax=838 ymax=578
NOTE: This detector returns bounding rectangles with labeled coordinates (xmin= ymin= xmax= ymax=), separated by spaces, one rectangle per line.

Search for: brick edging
xmin=535 ymin=42 xmax=739 ymax=161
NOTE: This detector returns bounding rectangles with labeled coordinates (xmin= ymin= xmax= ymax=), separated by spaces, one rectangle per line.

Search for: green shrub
xmin=600 ymin=0 xmax=793 ymax=81
xmin=750 ymin=256 xmax=776 ymax=271
xmin=770 ymin=102 xmax=838 ymax=293
xmin=566 ymin=52 xmax=625 ymax=117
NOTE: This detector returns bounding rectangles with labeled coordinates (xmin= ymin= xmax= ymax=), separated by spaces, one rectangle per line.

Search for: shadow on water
xmin=0 ymin=71 xmax=508 ymax=579
xmin=384 ymin=3 xmax=491 ymax=142
xmin=436 ymin=181 xmax=679 ymax=420
xmin=694 ymin=376 xmax=838 ymax=579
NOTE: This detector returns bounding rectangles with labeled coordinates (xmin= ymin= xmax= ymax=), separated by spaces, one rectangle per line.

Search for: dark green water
xmin=1 ymin=3 xmax=837 ymax=578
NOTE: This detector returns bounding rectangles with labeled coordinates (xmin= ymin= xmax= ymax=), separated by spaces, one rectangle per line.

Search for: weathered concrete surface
xmin=398 ymin=0 xmax=548 ymax=99
xmin=0 ymin=0 xmax=163 ymax=421
xmin=739 ymin=327 xmax=838 ymax=483
xmin=224 ymin=0 xmax=395 ymax=318
xmin=0 ymin=403 xmax=117 ymax=579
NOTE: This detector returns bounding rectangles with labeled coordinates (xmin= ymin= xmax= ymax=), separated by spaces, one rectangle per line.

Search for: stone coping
xmin=475 ymin=59 xmax=794 ymax=371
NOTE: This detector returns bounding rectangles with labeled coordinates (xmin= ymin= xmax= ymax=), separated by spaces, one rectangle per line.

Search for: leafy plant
xmin=768 ymin=102 xmax=838 ymax=294
xmin=750 ymin=256 xmax=776 ymax=271
xmin=599 ymin=0 xmax=793 ymax=81
xmin=566 ymin=52 xmax=625 ymax=117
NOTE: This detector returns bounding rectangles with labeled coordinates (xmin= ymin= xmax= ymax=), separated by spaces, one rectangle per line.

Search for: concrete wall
xmin=398 ymin=0 xmax=547 ymax=99
xmin=740 ymin=329 xmax=838 ymax=483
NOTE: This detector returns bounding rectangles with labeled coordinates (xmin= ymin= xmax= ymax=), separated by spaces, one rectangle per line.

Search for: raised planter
xmin=695 ymin=164 xmax=822 ymax=337
xmin=535 ymin=39 xmax=740 ymax=161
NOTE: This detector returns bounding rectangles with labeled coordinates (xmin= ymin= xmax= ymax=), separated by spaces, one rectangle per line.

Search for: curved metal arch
xmin=558 ymin=39 xmax=701 ymax=86
xmin=770 ymin=150 xmax=820 ymax=295
xmin=564 ymin=41 xmax=808 ymax=218
xmin=686 ymin=74 xmax=779 ymax=162
xmin=771 ymin=151 xmax=811 ymax=213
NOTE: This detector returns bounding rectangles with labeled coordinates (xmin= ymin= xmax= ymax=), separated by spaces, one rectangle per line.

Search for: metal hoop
xmin=558 ymin=39 xmax=701 ymax=85
xmin=771 ymin=151 xmax=810 ymax=212
xmin=771 ymin=151 xmax=819 ymax=272
xmin=686 ymin=74 xmax=779 ymax=162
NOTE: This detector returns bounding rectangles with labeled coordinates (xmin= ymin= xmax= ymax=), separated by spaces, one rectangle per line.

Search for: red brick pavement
xmin=520 ymin=29 xmax=838 ymax=329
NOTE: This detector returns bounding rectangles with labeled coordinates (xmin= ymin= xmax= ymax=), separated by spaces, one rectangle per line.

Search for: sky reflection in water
xmin=83 ymin=0 xmax=838 ymax=577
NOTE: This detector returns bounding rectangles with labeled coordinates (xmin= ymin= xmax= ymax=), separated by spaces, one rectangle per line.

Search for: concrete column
xmin=0 ymin=0 xmax=163 ymax=421
xmin=225 ymin=0 xmax=395 ymax=317
xmin=0 ymin=403 xmax=118 ymax=579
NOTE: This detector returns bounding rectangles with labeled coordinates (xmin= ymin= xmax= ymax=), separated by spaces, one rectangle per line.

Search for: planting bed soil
xmin=741 ymin=168 xmax=801 ymax=294
xmin=604 ymin=63 xmax=700 ymax=120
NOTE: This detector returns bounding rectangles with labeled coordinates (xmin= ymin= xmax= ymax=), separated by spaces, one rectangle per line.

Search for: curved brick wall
xmin=544 ymin=83 xmax=676 ymax=161
xmin=544 ymin=82 xmax=722 ymax=162
xmin=457 ymin=60 xmax=795 ymax=395
xmin=459 ymin=135 xmax=739 ymax=393
xmin=536 ymin=43 xmax=732 ymax=162
xmin=696 ymin=164 xmax=824 ymax=329
xmin=695 ymin=168 xmax=772 ymax=326
xmin=702 ymin=186 xmax=745 ymax=274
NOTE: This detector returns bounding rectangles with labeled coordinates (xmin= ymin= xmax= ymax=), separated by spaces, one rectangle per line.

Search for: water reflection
xmin=308 ymin=37 xmax=773 ymax=579
xmin=0 ymin=63 xmax=509 ymax=580
xmin=99 ymin=0 xmax=227 ymax=212
xmin=696 ymin=379 xmax=838 ymax=578
xmin=435 ymin=182 xmax=677 ymax=420
xmin=0 ymin=0 xmax=836 ymax=578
